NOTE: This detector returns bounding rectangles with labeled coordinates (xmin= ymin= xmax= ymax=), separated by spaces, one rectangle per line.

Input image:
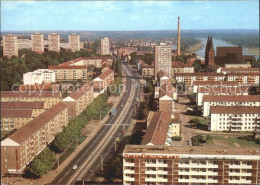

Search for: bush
xmin=172 ymin=136 xmax=182 ymax=141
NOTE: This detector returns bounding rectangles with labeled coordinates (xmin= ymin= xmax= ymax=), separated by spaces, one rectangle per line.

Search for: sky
xmin=1 ymin=0 xmax=259 ymax=31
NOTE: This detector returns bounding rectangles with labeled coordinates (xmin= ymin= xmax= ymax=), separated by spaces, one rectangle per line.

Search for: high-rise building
xmin=101 ymin=37 xmax=110 ymax=55
xmin=69 ymin=33 xmax=80 ymax=52
xmin=48 ymin=33 xmax=60 ymax=52
xmin=177 ymin=16 xmax=181 ymax=56
xmin=154 ymin=43 xmax=172 ymax=79
xmin=205 ymin=35 xmax=215 ymax=67
xmin=31 ymin=32 xmax=44 ymax=53
xmin=3 ymin=34 xmax=18 ymax=58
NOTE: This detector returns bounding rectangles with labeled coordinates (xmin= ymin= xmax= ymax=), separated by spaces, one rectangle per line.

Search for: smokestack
xmin=177 ymin=16 xmax=181 ymax=56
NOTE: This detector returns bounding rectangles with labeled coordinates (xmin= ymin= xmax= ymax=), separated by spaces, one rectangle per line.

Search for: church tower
xmin=205 ymin=35 xmax=215 ymax=67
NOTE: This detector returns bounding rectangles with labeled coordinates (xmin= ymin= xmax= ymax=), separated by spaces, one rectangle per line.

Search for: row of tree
xmin=28 ymin=94 xmax=108 ymax=177
xmin=129 ymin=52 xmax=154 ymax=65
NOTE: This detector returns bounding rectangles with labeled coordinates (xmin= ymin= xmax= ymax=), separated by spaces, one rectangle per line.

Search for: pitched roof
xmin=8 ymin=102 xmax=68 ymax=144
xmin=19 ymin=84 xmax=59 ymax=91
xmin=203 ymin=95 xmax=260 ymax=102
xmin=141 ymin=111 xmax=171 ymax=145
xmin=216 ymin=47 xmax=243 ymax=60
xmin=1 ymin=102 xmax=45 ymax=110
xmin=96 ymin=69 xmax=114 ymax=80
xmin=48 ymin=65 xmax=87 ymax=69
xmin=172 ymin=61 xmax=193 ymax=68
xmin=1 ymin=110 xmax=33 ymax=118
xmin=159 ymin=83 xmax=173 ymax=99
xmin=69 ymin=83 xmax=92 ymax=100
xmin=221 ymin=68 xmax=259 ymax=73
xmin=157 ymin=70 xmax=169 ymax=79
xmin=198 ymin=86 xmax=249 ymax=93
xmin=210 ymin=106 xmax=260 ymax=114
xmin=1 ymin=91 xmax=61 ymax=98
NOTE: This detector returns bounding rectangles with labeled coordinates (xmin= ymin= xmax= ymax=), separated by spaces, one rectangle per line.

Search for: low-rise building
xmin=203 ymin=95 xmax=260 ymax=117
xmin=48 ymin=65 xmax=87 ymax=81
xmin=142 ymin=111 xmax=171 ymax=145
xmin=62 ymin=83 xmax=94 ymax=118
xmin=23 ymin=69 xmax=55 ymax=85
xmin=224 ymin=63 xmax=251 ymax=68
xmin=1 ymin=102 xmax=68 ymax=175
xmin=227 ymin=73 xmax=259 ymax=85
xmin=140 ymin=61 xmax=154 ymax=78
xmin=210 ymin=106 xmax=260 ymax=132
xmin=172 ymin=61 xmax=194 ymax=76
xmin=1 ymin=102 xmax=46 ymax=131
xmin=93 ymin=69 xmax=114 ymax=92
xmin=221 ymin=68 xmax=259 ymax=74
xmin=192 ymin=81 xmax=240 ymax=93
xmin=123 ymin=145 xmax=260 ymax=185
xmin=175 ymin=73 xmax=226 ymax=87
xmin=206 ymin=64 xmax=222 ymax=73
xmin=158 ymin=83 xmax=174 ymax=117
xmin=196 ymin=86 xmax=249 ymax=106
xmin=1 ymin=91 xmax=61 ymax=108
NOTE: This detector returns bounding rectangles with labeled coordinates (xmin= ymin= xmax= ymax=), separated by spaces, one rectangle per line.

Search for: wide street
xmin=50 ymin=62 xmax=141 ymax=185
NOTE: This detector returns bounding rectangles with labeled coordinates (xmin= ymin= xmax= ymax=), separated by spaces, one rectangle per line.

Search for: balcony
xmin=145 ymin=178 xmax=167 ymax=182
xmin=124 ymin=169 xmax=135 ymax=174
xmin=145 ymin=163 xmax=168 ymax=168
xmin=178 ymin=171 xmax=218 ymax=176
xmin=179 ymin=163 xmax=218 ymax=168
xmin=178 ymin=179 xmax=218 ymax=183
xmin=229 ymin=180 xmax=251 ymax=184
xmin=123 ymin=176 xmax=135 ymax=181
xmin=229 ymin=164 xmax=252 ymax=169
xmin=124 ymin=162 xmax=134 ymax=167
xmin=145 ymin=170 xmax=167 ymax=175
xmin=229 ymin=172 xmax=252 ymax=176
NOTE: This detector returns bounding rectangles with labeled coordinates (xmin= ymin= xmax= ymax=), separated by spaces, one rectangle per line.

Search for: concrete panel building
xmin=3 ymin=34 xmax=18 ymax=58
xmin=69 ymin=34 xmax=80 ymax=52
xmin=101 ymin=37 xmax=110 ymax=55
xmin=48 ymin=33 xmax=60 ymax=52
xmin=31 ymin=32 xmax=44 ymax=53
xmin=155 ymin=43 xmax=172 ymax=79
xmin=93 ymin=69 xmax=114 ymax=92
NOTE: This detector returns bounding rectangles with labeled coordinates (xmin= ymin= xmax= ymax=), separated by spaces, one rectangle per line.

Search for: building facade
xmin=1 ymin=102 xmax=68 ymax=175
xmin=3 ymin=34 xmax=18 ymax=58
xmin=227 ymin=73 xmax=259 ymax=85
xmin=69 ymin=34 xmax=80 ymax=52
xmin=48 ymin=33 xmax=60 ymax=52
xmin=23 ymin=69 xmax=55 ymax=85
xmin=93 ymin=69 xmax=114 ymax=91
xmin=101 ymin=37 xmax=110 ymax=55
xmin=48 ymin=65 xmax=87 ymax=81
xmin=31 ymin=33 xmax=44 ymax=53
xmin=172 ymin=62 xmax=194 ymax=76
xmin=203 ymin=95 xmax=260 ymax=117
xmin=210 ymin=106 xmax=260 ymax=132
xmin=155 ymin=43 xmax=172 ymax=79
xmin=123 ymin=145 xmax=260 ymax=185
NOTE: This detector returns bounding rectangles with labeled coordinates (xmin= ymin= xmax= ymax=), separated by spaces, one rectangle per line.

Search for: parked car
xmin=72 ymin=165 xmax=78 ymax=170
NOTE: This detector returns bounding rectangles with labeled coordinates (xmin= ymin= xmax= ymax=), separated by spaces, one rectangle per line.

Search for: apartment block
xmin=19 ymin=84 xmax=59 ymax=92
xmin=48 ymin=33 xmax=60 ymax=52
xmin=1 ymin=91 xmax=61 ymax=109
xmin=1 ymin=102 xmax=46 ymax=131
xmin=93 ymin=69 xmax=114 ymax=91
xmin=172 ymin=61 xmax=194 ymax=76
xmin=157 ymin=70 xmax=170 ymax=86
xmin=48 ymin=65 xmax=87 ymax=81
xmin=175 ymin=73 xmax=226 ymax=87
xmin=227 ymin=73 xmax=259 ymax=85
xmin=138 ymin=60 xmax=154 ymax=78
xmin=203 ymin=95 xmax=260 ymax=117
xmin=1 ymin=102 xmax=68 ymax=175
xmin=225 ymin=63 xmax=251 ymax=68
xmin=210 ymin=106 xmax=260 ymax=132
xmin=101 ymin=37 xmax=110 ymax=55
xmin=221 ymin=68 xmax=259 ymax=74
xmin=17 ymin=39 xmax=32 ymax=50
xmin=69 ymin=34 xmax=80 ymax=52
xmin=196 ymin=86 xmax=249 ymax=106
xmin=158 ymin=83 xmax=174 ymax=116
xmin=192 ymin=81 xmax=240 ymax=94
xmin=62 ymin=83 xmax=94 ymax=118
xmin=31 ymin=33 xmax=44 ymax=53
xmin=23 ymin=69 xmax=55 ymax=85
xmin=142 ymin=111 xmax=171 ymax=145
xmin=59 ymin=56 xmax=113 ymax=68
xmin=3 ymin=34 xmax=18 ymax=58
xmin=123 ymin=145 xmax=260 ymax=185
xmin=155 ymin=43 xmax=172 ymax=79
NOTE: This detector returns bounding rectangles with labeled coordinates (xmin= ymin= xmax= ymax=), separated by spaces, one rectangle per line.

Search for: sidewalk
xmin=7 ymin=77 xmax=127 ymax=185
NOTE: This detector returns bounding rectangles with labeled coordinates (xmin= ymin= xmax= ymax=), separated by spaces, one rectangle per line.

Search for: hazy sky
xmin=1 ymin=1 xmax=259 ymax=31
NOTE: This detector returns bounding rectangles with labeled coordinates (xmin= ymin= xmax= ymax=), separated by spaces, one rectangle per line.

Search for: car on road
xmin=72 ymin=165 xmax=78 ymax=170
xmin=121 ymin=104 xmax=124 ymax=107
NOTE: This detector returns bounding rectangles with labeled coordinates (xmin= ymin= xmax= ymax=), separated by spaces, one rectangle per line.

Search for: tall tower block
xmin=177 ymin=16 xmax=181 ymax=56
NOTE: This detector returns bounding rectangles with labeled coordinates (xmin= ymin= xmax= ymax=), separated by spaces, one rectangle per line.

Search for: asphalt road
xmin=50 ymin=62 xmax=140 ymax=185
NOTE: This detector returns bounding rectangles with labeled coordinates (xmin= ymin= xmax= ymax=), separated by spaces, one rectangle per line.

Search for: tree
xmin=193 ymin=60 xmax=202 ymax=73
xmin=29 ymin=159 xmax=48 ymax=177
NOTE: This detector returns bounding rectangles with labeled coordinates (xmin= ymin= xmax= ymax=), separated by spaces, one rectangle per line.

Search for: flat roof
xmin=124 ymin=145 xmax=260 ymax=156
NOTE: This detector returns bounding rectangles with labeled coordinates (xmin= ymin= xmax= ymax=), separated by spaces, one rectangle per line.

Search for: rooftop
xmin=1 ymin=110 xmax=33 ymax=118
xmin=96 ymin=69 xmax=114 ymax=80
xmin=141 ymin=111 xmax=171 ymax=145
xmin=7 ymin=102 xmax=68 ymax=144
xmin=157 ymin=70 xmax=169 ymax=79
xmin=1 ymin=102 xmax=45 ymax=110
xmin=159 ymin=83 xmax=173 ymax=99
xmin=203 ymin=95 xmax=260 ymax=102
xmin=1 ymin=91 xmax=61 ymax=98
xmin=211 ymin=106 xmax=260 ymax=114
xmin=69 ymin=83 xmax=92 ymax=100
xmin=124 ymin=145 xmax=260 ymax=156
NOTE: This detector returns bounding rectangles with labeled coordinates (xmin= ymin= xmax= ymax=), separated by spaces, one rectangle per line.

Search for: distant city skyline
xmin=1 ymin=1 xmax=259 ymax=31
